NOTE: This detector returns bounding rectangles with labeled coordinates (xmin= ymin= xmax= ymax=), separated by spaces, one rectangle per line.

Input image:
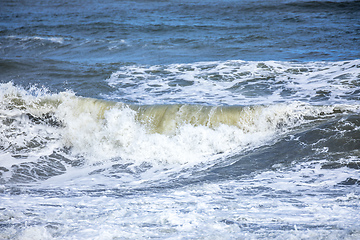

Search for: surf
xmin=1 ymin=83 xmax=359 ymax=167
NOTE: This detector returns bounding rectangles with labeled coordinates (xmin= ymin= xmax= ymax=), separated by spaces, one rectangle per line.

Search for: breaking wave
xmin=1 ymin=83 xmax=359 ymax=173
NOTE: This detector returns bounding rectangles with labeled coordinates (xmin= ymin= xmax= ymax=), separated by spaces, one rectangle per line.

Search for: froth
xmin=53 ymin=97 xmax=347 ymax=165
xmin=0 ymin=84 xmax=62 ymax=155
xmin=105 ymin=60 xmax=360 ymax=105
xmin=1 ymin=83 xmax=359 ymax=167
xmin=6 ymin=35 xmax=65 ymax=44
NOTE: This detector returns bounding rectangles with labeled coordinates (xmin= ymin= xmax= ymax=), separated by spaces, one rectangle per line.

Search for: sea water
xmin=1 ymin=0 xmax=360 ymax=239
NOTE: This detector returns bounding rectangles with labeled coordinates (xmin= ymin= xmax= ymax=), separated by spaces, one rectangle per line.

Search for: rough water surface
xmin=1 ymin=0 xmax=360 ymax=239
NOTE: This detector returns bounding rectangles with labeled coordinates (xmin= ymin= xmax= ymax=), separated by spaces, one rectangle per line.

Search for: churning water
xmin=1 ymin=0 xmax=360 ymax=239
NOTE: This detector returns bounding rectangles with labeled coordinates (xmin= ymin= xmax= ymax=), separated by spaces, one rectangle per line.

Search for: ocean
xmin=1 ymin=0 xmax=360 ymax=239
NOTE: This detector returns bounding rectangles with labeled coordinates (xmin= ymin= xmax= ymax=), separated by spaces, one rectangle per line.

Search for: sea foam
xmin=1 ymin=83 xmax=358 ymax=167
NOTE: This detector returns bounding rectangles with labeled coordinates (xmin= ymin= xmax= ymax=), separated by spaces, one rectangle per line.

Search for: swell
xmin=284 ymin=0 xmax=360 ymax=13
xmin=170 ymin=0 xmax=360 ymax=18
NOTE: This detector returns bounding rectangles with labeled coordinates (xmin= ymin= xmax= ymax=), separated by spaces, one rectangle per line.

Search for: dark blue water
xmin=1 ymin=0 xmax=360 ymax=94
xmin=1 ymin=0 xmax=360 ymax=239
xmin=2 ymin=0 xmax=360 ymax=62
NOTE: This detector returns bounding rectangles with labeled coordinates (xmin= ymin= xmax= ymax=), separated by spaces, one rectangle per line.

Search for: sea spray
xmin=2 ymin=83 xmax=358 ymax=167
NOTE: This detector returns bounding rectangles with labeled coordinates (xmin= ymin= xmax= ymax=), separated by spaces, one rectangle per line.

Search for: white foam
xmin=7 ymin=35 xmax=65 ymax=44
xmin=105 ymin=60 xmax=360 ymax=105
xmin=108 ymin=39 xmax=130 ymax=50
xmin=19 ymin=226 xmax=53 ymax=240
xmin=0 ymin=83 xmax=63 ymax=169
xmin=1 ymin=82 xmax=359 ymax=168
xmin=55 ymin=99 xmax=339 ymax=165
xmin=1 ymin=157 xmax=359 ymax=239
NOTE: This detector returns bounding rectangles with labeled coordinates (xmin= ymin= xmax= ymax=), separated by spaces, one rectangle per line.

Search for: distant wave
xmin=6 ymin=35 xmax=65 ymax=44
xmin=105 ymin=59 xmax=360 ymax=105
